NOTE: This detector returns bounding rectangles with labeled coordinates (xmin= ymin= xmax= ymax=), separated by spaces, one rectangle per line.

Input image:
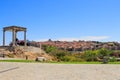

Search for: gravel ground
xmin=0 ymin=62 xmax=120 ymax=80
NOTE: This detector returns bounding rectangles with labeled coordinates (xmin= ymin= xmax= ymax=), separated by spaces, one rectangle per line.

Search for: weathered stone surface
xmin=35 ymin=57 xmax=47 ymax=62
xmin=0 ymin=46 xmax=53 ymax=60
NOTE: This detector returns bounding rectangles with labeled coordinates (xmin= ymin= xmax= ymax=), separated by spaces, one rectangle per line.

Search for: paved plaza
xmin=0 ymin=62 xmax=120 ymax=80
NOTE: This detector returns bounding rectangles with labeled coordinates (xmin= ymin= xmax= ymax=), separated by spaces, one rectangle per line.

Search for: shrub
xmin=109 ymin=56 xmax=117 ymax=62
xmin=97 ymin=48 xmax=112 ymax=59
xmin=46 ymin=46 xmax=57 ymax=53
xmin=61 ymin=55 xmax=79 ymax=62
xmin=81 ymin=50 xmax=98 ymax=61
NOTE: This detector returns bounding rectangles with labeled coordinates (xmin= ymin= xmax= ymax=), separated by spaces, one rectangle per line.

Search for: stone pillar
xmin=3 ymin=30 xmax=5 ymax=46
xmin=24 ymin=31 xmax=27 ymax=46
xmin=15 ymin=31 xmax=17 ymax=41
xmin=12 ymin=29 xmax=16 ymax=46
xmin=15 ymin=31 xmax=17 ymax=45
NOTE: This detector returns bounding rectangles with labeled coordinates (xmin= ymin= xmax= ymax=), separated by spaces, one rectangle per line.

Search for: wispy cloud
xmin=78 ymin=36 xmax=110 ymax=41
xmin=37 ymin=36 xmax=110 ymax=42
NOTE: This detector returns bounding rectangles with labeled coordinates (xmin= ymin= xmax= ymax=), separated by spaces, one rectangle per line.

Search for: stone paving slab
xmin=0 ymin=62 xmax=120 ymax=80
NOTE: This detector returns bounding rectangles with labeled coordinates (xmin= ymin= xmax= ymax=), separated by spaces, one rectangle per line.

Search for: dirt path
xmin=0 ymin=62 xmax=120 ymax=80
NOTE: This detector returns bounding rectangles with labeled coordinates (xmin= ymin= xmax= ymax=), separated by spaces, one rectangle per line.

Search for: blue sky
xmin=0 ymin=0 xmax=120 ymax=45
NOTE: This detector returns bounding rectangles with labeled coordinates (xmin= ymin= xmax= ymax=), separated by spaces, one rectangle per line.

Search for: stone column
xmin=12 ymin=29 xmax=16 ymax=46
xmin=15 ymin=31 xmax=17 ymax=41
xmin=15 ymin=31 xmax=17 ymax=45
xmin=3 ymin=30 xmax=5 ymax=46
xmin=24 ymin=30 xmax=27 ymax=46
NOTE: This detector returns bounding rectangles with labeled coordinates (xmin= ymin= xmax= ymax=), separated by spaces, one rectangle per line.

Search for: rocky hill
xmin=0 ymin=46 xmax=53 ymax=60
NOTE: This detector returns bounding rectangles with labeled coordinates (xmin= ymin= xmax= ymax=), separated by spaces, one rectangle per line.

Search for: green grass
xmin=1 ymin=60 xmax=120 ymax=64
xmin=0 ymin=60 xmax=35 ymax=63
xmin=44 ymin=61 xmax=101 ymax=64
xmin=44 ymin=61 xmax=120 ymax=64
xmin=109 ymin=62 xmax=120 ymax=64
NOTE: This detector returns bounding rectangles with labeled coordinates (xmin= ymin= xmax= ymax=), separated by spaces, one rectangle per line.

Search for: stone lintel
xmin=3 ymin=26 xmax=26 ymax=32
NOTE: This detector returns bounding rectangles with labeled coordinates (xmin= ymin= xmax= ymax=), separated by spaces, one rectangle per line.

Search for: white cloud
xmin=34 ymin=39 xmax=48 ymax=42
xmin=37 ymin=36 xmax=110 ymax=42
xmin=79 ymin=36 xmax=110 ymax=41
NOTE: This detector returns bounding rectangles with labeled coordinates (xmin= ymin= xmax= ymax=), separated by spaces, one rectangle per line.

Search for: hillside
xmin=0 ymin=46 xmax=53 ymax=60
